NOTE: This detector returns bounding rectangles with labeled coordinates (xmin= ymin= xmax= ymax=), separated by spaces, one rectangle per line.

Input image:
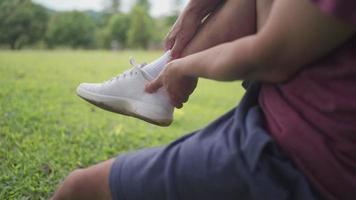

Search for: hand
xmin=145 ymin=60 xmax=198 ymax=108
xmin=165 ymin=9 xmax=202 ymax=59
xmin=166 ymin=0 xmax=223 ymax=59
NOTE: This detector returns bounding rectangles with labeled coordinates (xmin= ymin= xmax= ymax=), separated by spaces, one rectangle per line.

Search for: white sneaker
xmin=76 ymin=58 xmax=174 ymax=126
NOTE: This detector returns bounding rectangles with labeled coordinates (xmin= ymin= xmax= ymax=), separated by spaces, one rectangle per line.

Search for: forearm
xmin=178 ymin=35 xmax=265 ymax=82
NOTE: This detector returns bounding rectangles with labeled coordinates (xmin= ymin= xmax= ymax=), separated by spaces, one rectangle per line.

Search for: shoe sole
xmin=76 ymin=87 xmax=172 ymax=127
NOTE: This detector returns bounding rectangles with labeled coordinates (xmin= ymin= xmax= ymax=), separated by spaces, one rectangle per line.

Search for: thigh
xmin=181 ymin=0 xmax=256 ymax=56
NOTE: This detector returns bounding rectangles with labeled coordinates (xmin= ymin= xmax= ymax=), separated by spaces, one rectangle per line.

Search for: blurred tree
xmin=164 ymin=15 xmax=178 ymax=28
xmin=111 ymin=0 xmax=121 ymax=13
xmin=98 ymin=13 xmax=130 ymax=49
xmin=45 ymin=11 xmax=96 ymax=49
xmin=136 ymin=0 xmax=151 ymax=11
xmin=0 ymin=0 xmax=48 ymax=49
xmin=165 ymin=0 xmax=183 ymax=27
xmin=172 ymin=0 xmax=183 ymax=14
xmin=153 ymin=17 xmax=171 ymax=48
xmin=103 ymin=0 xmax=121 ymax=14
xmin=108 ymin=14 xmax=130 ymax=47
xmin=126 ymin=5 xmax=154 ymax=49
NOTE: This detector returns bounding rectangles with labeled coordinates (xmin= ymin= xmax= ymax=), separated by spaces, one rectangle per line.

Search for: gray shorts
xmin=109 ymin=82 xmax=320 ymax=200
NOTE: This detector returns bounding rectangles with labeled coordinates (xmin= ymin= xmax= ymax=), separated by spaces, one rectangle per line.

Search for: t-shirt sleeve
xmin=311 ymin=0 xmax=356 ymax=25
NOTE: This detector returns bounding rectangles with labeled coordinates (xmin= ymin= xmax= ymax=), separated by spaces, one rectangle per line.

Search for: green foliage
xmin=164 ymin=15 xmax=178 ymax=28
xmin=152 ymin=17 xmax=173 ymax=46
xmin=85 ymin=10 xmax=109 ymax=27
xmin=111 ymin=0 xmax=121 ymax=13
xmin=136 ymin=0 xmax=151 ymax=10
xmin=0 ymin=0 xmax=48 ymax=49
xmin=0 ymin=0 xmax=179 ymax=50
xmin=127 ymin=5 xmax=155 ymax=49
xmin=100 ymin=2 xmax=162 ymax=50
xmin=0 ymin=50 xmax=244 ymax=199
xmin=102 ymin=13 xmax=130 ymax=48
xmin=104 ymin=0 xmax=121 ymax=13
xmin=45 ymin=11 xmax=96 ymax=49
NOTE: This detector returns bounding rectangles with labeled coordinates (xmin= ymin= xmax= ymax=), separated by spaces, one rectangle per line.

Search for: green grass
xmin=0 ymin=50 xmax=245 ymax=199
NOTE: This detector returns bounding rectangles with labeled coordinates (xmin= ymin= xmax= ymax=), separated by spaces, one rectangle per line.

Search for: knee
xmin=52 ymin=169 xmax=88 ymax=200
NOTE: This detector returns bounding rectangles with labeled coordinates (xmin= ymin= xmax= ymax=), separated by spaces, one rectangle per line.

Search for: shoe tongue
xmin=129 ymin=59 xmax=154 ymax=81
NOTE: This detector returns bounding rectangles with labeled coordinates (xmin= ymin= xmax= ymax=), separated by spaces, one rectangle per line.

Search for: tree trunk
xmin=10 ymin=42 xmax=16 ymax=50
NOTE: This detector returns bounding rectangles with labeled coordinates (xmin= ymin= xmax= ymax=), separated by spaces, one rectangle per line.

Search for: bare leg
xmin=181 ymin=0 xmax=256 ymax=57
xmin=51 ymin=1 xmax=256 ymax=199
xmin=51 ymin=159 xmax=113 ymax=200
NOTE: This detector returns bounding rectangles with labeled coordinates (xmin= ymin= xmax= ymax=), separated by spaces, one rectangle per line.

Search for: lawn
xmin=0 ymin=50 xmax=245 ymax=199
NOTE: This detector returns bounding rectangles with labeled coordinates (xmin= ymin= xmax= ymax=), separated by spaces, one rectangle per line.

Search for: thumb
xmin=145 ymin=78 xmax=163 ymax=93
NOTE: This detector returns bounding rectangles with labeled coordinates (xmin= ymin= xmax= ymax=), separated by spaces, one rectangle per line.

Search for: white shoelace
xmin=105 ymin=58 xmax=146 ymax=83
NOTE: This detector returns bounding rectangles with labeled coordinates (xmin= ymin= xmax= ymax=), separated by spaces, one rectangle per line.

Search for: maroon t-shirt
xmin=259 ymin=1 xmax=356 ymax=200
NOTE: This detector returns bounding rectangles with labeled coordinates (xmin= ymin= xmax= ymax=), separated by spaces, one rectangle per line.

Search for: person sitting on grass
xmin=53 ymin=0 xmax=356 ymax=199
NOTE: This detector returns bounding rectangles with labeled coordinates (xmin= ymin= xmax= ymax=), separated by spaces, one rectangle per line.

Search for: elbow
xmin=252 ymin=50 xmax=298 ymax=83
xmin=258 ymin=68 xmax=296 ymax=83
xmin=251 ymin=56 xmax=299 ymax=83
xmin=250 ymin=40 xmax=298 ymax=83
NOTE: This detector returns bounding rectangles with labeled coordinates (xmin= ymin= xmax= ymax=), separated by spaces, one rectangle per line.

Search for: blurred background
xmin=0 ymin=0 xmax=187 ymax=50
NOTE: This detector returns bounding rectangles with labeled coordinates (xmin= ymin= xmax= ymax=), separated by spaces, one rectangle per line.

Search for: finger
xmin=145 ymin=78 xmax=163 ymax=93
xmin=164 ymin=28 xmax=178 ymax=51
xmin=171 ymin=99 xmax=183 ymax=109
xmin=167 ymin=93 xmax=180 ymax=108
xmin=176 ymin=96 xmax=186 ymax=108
xmin=182 ymin=95 xmax=189 ymax=103
xmin=176 ymin=103 xmax=183 ymax=109
xmin=165 ymin=36 xmax=175 ymax=51
xmin=171 ymin=33 xmax=189 ymax=59
xmin=170 ymin=93 xmax=186 ymax=109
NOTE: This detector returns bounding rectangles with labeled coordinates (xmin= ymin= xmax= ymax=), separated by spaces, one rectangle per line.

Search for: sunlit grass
xmin=0 ymin=50 xmax=244 ymax=199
